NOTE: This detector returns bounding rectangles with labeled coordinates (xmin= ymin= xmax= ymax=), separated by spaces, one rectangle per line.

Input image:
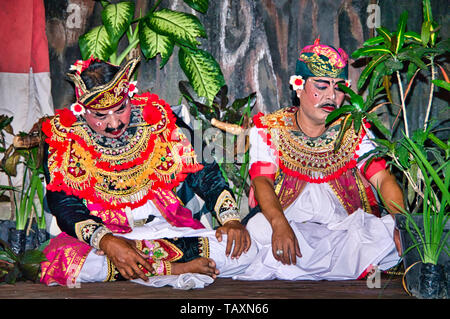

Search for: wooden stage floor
xmin=0 ymin=274 xmax=411 ymax=299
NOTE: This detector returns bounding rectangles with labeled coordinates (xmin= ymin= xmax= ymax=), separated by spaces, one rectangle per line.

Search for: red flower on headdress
xmin=289 ymin=75 xmax=305 ymax=90
xmin=70 ymin=102 xmax=86 ymax=116
xmin=142 ymin=104 xmax=162 ymax=125
xmin=127 ymin=81 xmax=138 ymax=97
xmin=56 ymin=108 xmax=77 ymax=127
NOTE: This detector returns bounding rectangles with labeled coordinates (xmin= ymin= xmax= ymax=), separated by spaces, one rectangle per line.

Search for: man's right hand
xmin=252 ymin=176 xmax=302 ymax=265
xmin=99 ymin=234 xmax=154 ymax=281
xmin=270 ymin=218 xmax=302 ymax=265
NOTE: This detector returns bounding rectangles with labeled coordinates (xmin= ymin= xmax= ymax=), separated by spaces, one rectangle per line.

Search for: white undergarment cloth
xmin=78 ymin=200 xmax=257 ymax=288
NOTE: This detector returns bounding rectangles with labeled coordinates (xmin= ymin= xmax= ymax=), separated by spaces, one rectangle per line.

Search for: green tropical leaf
xmin=430 ymin=21 xmax=439 ymax=46
xmin=395 ymin=11 xmax=408 ymax=54
xmin=183 ymin=0 xmax=209 ymax=14
xmin=432 ymin=79 xmax=450 ymax=91
xmin=423 ymin=0 xmax=433 ymax=22
xmin=396 ymin=143 xmax=410 ymax=168
xmin=405 ymin=136 xmax=449 ymax=198
xmin=406 ymin=59 xmax=419 ymax=82
xmin=79 ymin=25 xmax=114 ymax=61
xmin=353 ymin=112 xmax=363 ymax=134
xmin=0 ymin=251 xmax=15 ymax=264
xmin=384 ymin=59 xmax=403 ymax=74
xmin=339 ymin=84 xmax=364 ymax=111
xmin=148 ymin=9 xmax=206 ymax=49
xmin=20 ymin=249 xmax=47 ymax=265
xmin=351 ymin=45 xmax=391 ymax=59
xmin=363 ymin=36 xmax=384 ymax=47
xmin=325 ymin=105 xmax=355 ymax=125
xmin=0 ymin=240 xmax=18 ymax=262
xmin=367 ymin=59 xmax=389 ymax=99
xmin=421 ymin=21 xmax=431 ymax=46
xmin=397 ymin=50 xmax=428 ymax=69
xmin=376 ymin=26 xmax=392 ymax=46
xmin=102 ymin=1 xmax=135 ymax=43
xmin=334 ymin=114 xmax=353 ymax=152
xmin=179 ymin=47 xmax=225 ymax=106
xmin=373 ymin=138 xmax=396 ymax=151
xmin=357 ymin=54 xmax=389 ymax=90
xmin=139 ymin=19 xmax=174 ymax=68
xmin=366 ymin=113 xmax=392 ymax=138
xmin=404 ymin=31 xmax=422 ymax=43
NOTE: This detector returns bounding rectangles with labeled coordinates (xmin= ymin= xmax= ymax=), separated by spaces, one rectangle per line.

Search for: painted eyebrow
xmin=94 ymin=103 xmax=127 ymax=116
xmin=312 ymin=79 xmax=345 ymax=85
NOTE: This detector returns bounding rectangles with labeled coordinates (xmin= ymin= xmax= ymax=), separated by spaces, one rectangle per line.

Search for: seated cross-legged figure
xmin=40 ymin=57 xmax=256 ymax=286
xmin=236 ymin=39 xmax=403 ymax=281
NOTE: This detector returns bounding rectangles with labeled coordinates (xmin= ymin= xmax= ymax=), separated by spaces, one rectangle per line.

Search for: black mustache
xmin=105 ymin=122 xmax=125 ymax=133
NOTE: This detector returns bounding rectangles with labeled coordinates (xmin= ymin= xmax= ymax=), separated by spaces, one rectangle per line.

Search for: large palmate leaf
xmin=79 ymin=25 xmax=114 ymax=60
xmin=102 ymin=1 xmax=135 ymax=43
xmin=148 ymin=9 xmax=206 ymax=49
xmin=183 ymin=0 xmax=209 ymax=14
xmin=139 ymin=19 xmax=174 ymax=68
xmin=179 ymin=47 xmax=225 ymax=106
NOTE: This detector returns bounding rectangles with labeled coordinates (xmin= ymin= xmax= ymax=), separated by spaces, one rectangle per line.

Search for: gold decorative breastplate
xmin=254 ymin=107 xmax=363 ymax=182
xmin=44 ymin=94 xmax=201 ymax=209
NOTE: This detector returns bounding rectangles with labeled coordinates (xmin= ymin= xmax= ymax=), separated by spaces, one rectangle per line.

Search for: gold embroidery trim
xmin=199 ymin=237 xmax=210 ymax=258
xmin=262 ymin=108 xmax=362 ymax=179
xmin=74 ymin=219 xmax=102 ymax=244
xmin=214 ymin=190 xmax=240 ymax=224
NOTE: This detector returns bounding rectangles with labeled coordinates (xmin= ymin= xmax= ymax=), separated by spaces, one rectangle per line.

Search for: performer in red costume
xmin=40 ymin=57 xmax=254 ymax=287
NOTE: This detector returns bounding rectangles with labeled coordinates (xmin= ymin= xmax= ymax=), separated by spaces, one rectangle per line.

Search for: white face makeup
xmin=296 ymin=77 xmax=346 ymax=130
xmin=83 ymin=98 xmax=132 ymax=138
xmin=308 ymin=78 xmax=345 ymax=110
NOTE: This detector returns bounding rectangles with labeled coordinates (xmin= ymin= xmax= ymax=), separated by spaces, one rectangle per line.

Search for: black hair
xmin=80 ymin=61 xmax=121 ymax=90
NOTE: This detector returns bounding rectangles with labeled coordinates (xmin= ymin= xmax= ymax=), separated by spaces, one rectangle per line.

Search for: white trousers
xmin=235 ymin=183 xmax=401 ymax=281
xmin=78 ymin=211 xmax=257 ymax=284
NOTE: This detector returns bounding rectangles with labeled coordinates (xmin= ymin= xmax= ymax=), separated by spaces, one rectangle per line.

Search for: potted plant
xmin=0 ymin=116 xmax=49 ymax=255
xmin=327 ymin=0 xmax=449 ymax=298
xmin=389 ymin=131 xmax=449 ymax=299
xmin=0 ymin=239 xmax=47 ymax=285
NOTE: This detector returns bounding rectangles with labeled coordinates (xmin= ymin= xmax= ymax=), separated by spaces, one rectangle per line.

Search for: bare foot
xmin=171 ymin=257 xmax=220 ymax=279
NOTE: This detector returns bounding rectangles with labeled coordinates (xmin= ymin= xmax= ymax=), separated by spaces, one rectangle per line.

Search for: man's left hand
xmin=215 ymin=220 xmax=251 ymax=259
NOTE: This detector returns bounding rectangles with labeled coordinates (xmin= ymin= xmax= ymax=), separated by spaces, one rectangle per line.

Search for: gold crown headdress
xmin=67 ymin=57 xmax=140 ymax=115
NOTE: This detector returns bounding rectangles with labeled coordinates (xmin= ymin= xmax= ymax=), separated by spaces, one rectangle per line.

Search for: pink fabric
xmin=152 ymin=188 xmax=205 ymax=229
xmin=86 ymin=203 xmax=132 ymax=233
xmin=40 ymin=233 xmax=92 ymax=286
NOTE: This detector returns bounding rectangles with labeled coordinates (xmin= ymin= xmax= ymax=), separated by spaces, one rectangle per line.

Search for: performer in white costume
xmin=236 ymin=39 xmax=403 ymax=281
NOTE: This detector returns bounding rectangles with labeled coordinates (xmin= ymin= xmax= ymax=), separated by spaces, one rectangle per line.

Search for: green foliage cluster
xmin=326 ymin=0 xmax=449 ymax=265
xmin=79 ymin=0 xmax=224 ymax=106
